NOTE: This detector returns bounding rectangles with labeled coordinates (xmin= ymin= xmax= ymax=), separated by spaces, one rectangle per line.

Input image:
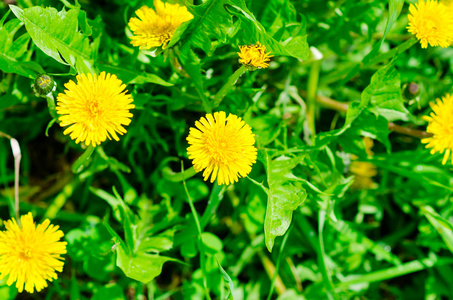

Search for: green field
xmin=1 ymin=0 xmax=453 ymax=299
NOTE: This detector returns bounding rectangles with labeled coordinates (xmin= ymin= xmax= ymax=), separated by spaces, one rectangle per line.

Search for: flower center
xmin=88 ymin=100 xmax=103 ymax=118
xmin=18 ymin=247 xmax=33 ymax=260
xmin=422 ymin=18 xmax=437 ymax=33
xmin=207 ymin=135 xmax=233 ymax=163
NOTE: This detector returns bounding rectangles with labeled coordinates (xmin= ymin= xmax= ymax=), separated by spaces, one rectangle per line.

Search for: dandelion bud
xmin=32 ymin=74 xmax=56 ymax=97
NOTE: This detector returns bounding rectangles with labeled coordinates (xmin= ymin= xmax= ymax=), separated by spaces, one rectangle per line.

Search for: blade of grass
xmin=216 ymin=256 xmax=234 ymax=300
xmin=421 ymin=206 xmax=453 ymax=255
xmin=318 ymin=207 xmax=336 ymax=300
xmin=336 ymin=255 xmax=453 ymax=288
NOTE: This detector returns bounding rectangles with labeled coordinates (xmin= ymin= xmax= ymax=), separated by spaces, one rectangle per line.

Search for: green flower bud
xmin=32 ymin=74 xmax=56 ymax=97
xmin=402 ymin=82 xmax=420 ymax=100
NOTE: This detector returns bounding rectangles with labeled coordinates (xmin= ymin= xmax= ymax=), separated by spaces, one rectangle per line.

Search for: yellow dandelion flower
xmin=128 ymin=0 xmax=194 ymax=49
xmin=350 ymin=161 xmax=378 ymax=190
xmin=407 ymin=0 xmax=453 ymax=48
xmin=187 ymin=111 xmax=257 ymax=185
xmin=56 ymin=72 xmax=135 ymax=147
xmin=238 ymin=41 xmax=273 ymax=69
xmin=0 ymin=213 xmax=67 ymax=293
xmin=350 ymin=137 xmax=378 ymax=190
xmin=422 ymin=93 xmax=453 ymax=164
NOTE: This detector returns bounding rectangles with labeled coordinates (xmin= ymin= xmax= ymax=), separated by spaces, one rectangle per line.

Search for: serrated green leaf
xmin=184 ymin=0 xmax=308 ymax=60
xmin=263 ymin=153 xmax=307 ymax=252
xmin=227 ymin=4 xmax=309 ymax=60
xmin=101 ymin=192 xmax=178 ymax=284
xmin=184 ymin=0 xmax=240 ymax=55
xmin=362 ymin=63 xmax=411 ymax=122
xmin=10 ymin=5 xmax=94 ymax=74
xmin=115 ymin=242 xmax=176 ymax=284
xmin=0 ymin=17 xmax=43 ymax=78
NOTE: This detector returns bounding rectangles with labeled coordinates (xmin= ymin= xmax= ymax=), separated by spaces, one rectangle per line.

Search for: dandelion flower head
xmin=349 ymin=137 xmax=377 ymax=190
xmin=187 ymin=111 xmax=257 ymax=185
xmin=128 ymin=0 xmax=194 ymax=49
xmin=407 ymin=0 xmax=453 ymax=48
xmin=422 ymin=93 xmax=453 ymax=164
xmin=0 ymin=213 xmax=67 ymax=293
xmin=56 ymin=72 xmax=135 ymax=147
xmin=238 ymin=41 xmax=273 ymax=69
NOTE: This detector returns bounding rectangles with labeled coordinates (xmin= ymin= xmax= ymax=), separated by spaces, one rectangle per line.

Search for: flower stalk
xmin=211 ymin=65 xmax=247 ymax=109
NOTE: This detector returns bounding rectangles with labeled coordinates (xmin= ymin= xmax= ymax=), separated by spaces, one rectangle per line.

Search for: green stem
xmin=307 ymin=58 xmax=321 ymax=143
xmin=46 ymin=94 xmax=58 ymax=120
xmin=200 ymin=92 xmax=212 ymax=114
xmin=72 ymin=145 xmax=95 ymax=174
xmin=368 ymin=37 xmax=417 ymax=66
xmin=318 ymin=208 xmax=336 ymax=300
xmin=212 ymin=65 xmax=247 ymax=109
xmin=181 ymin=161 xmax=212 ymax=300
xmin=162 ymin=165 xmax=197 ymax=182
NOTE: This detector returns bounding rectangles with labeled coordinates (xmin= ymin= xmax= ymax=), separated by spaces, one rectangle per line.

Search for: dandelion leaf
xmin=361 ymin=62 xmax=411 ymax=122
xmin=101 ymin=191 xmax=179 ymax=284
xmin=10 ymin=5 xmax=94 ymax=74
xmin=226 ymin=3 xmax=309 ymax=60
xmin=184 ymin=0 xmax=308 ymax=60
xmin=115 ymin=244 xmax=177 ymax=283
xmin=0 ymin=17 xmax=43 ymax=78
xmin=263 ymin=153 xmax=307 ymax=252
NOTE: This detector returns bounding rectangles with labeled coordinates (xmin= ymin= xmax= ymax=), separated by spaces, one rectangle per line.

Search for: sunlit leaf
xmin=10 ymin=5 xmax=94 ymax=74
xmin=262 ymin=153 xmax=307 ymax=252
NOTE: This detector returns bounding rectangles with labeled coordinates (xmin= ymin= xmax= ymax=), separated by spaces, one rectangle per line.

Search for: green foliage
xmin=1 ymin=0 xmax=453 ymax=299
xmin=10 ymin=5 xmax=94 ymax=74
xmin=261 ymin=152 xmax=307 ymax=252
xmin=0 ymin=14 xmax=42 ymax=78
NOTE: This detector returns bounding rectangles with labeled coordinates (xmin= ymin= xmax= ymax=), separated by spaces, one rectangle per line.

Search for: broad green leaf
xmin=339 ymin=110 xmax=391 ymax=153
xmin=184 ymin=0 xmax=308 ymax=60
xmin=136 ymin=229 xmax=175 ymax=253
xmin=100 ymin=191 xmax=180 ymax=284
xmin=184 ymin=0 xmax=241 ymax=55
xmin=0 ymin=18 xmax=44 ymax=78
xmin=227 ymin=4 xmax=309 ymax=60
xmin=362 ymin=63 xmax=411 ymax=122
xmin=104 ymin=213 xmax=178 ymax=284
xmin=115 ymin=243 xmax=176 ymax=283
xmin=10 ymin=5 xmax=94 ymax=74
xmin=346 ymin=62 xmax=410 ymax=125
xmin=263 ymin=153 xmax=307 ymax=252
